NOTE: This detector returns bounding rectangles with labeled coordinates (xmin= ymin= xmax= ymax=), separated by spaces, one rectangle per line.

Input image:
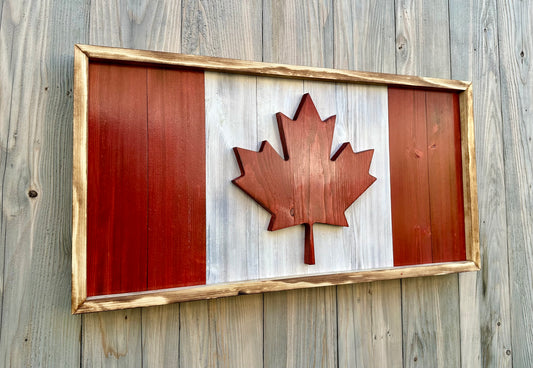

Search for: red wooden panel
xmin=388 ymin=88 xmax=433 ymax=266
xmin=233 ymin=94 xmax=376 ymax=264
xmin=146 ymin=68 xmax=206 ymax=289
xmin=87 ymin=63 xmax=148 ymax=296
xmin=426 ymin=91 xmax=466 ymax=262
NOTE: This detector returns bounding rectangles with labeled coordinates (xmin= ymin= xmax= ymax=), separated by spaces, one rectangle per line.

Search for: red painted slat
xmin=146 ymin=68 xmax=206 ymax=290
xmin=388 ymin=88 xmax=433 ymax=266
xmin=426 ymin=91 xmax=466 ymax=262
xmin=87 ymin=63 xmax=148 ymax=296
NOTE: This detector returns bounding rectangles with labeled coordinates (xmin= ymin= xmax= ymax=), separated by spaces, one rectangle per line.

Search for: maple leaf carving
xmin=232 ymin=93 xmax=376 ymax=265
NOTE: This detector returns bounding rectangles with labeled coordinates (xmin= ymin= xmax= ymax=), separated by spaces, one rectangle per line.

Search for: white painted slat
xmin=205 ymin=71 xmax=259 ymax=284
xmin=335 ymin=84 xmax=393 ymax=270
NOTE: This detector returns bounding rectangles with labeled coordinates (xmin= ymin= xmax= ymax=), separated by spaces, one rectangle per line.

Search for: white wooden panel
xmin=337 ymin=84 xmax=393 ymax=270
xmin=207 ymin=74 xmax=392 ymax=283
xmin=205 ymin=71 xmax=259 ymax=283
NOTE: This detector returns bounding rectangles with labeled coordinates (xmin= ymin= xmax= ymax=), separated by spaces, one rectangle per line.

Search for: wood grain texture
xmin=204 ymin=72 xmax=260 ymax=283
xmin=182 ymin=0 xmax=262 ymax=59
xmin=333 ymin=0 xmax=395 ymax=74
xmin=497 ymin=0 xmax=533 ymax=365
xmin=388 ymin=88 xmax=433 ymax=266
xmin=73 ymin=45 xmax=89 ymax=312
xmin=82 ymin=309 xmax=142 ymax=367
xmin=402 ymin=276 xmax=461 ymax=367
xmin=337 ymin=281 xmax=402 ymax=368
xmin=394 ymin=0 xmax=462 ymax=366
xmin=331 ymin=83 xmax=394 ymax=271
xmin=141 ymin=304 xmax=180 ymax=367
xmin=89 ymin=0 xmax=182 ymax=51
xmin=146 ymin=67 xmax=206 ymax=290
xmin=87 ymin=62 xmax=148 ymax=296
xmin=0 ymin=0 xmax=87 ymax=366
xmin=179 ymin=296 xmax=263 ymax=368
xmin=264 ymin=288 xmax=337 ymax=367
xmin=426 ymin=91 xmax=466 ymax=262
xmin=459 ymin=86 xmax=480 ymax=267
xmin=389 ymin=88 xmax=467 ymax=266
xmin=450 ymin=0 xmax=511 ymax=366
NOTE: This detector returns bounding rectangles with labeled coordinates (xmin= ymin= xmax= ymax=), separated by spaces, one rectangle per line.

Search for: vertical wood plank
xmin=204 ymin=72 xmax=259 ymax=284
xmin=142 ymin=304 xmax=180 ymax=367
xmin=0 ymin=0 xmax=87 ymax=366
xmin=337 ymin=281 xmax=402 ymax=368
xmin=497 ymin=0 xmax=533 ymax=366
xmin=333 ymin=1 xmax=402 ymax=366
xmin=262 ymin=1 xmax=337 ymax=367
xmin=87 ymin=62 xmax=148 ymax=296
xmin=395 ymin=0 xmax=462 ymax=367
xmin=426 ymin=91 xmax=466 ymax=262
xmin=146 ymin=67 xmax=206 ymax=290
xmin=263 ymin=0 xmax=333 ymax=68
xmin=333 ymin=0 xmax=396 ymax=74
xmin=89 ymin=0 xmax=182 ymax=50
xmin=82 ymin=309 xmax=142 ymax=368
xmin=343 ymin=85 xmax=393 ymax=270
xmin=388 ymin=88 xmax=432 ymax=266
xmin=180 ymin=2 xmax=264 ymax=367
xmin=450 ymin=0 xmax=512 ymax=366
xmin=180 ymin=296 xmax=263 ymax=368
xmin=402 ymin=276 xmax=461 ymax=366
xmin=264 ymin=288 xmax=337 ymax=367
xmin=182 ymin=0 xmax=262 ymax=59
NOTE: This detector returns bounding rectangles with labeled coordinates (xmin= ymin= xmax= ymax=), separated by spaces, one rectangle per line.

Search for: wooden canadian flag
xmin=86 ymin=62 xmax=465 ymax=297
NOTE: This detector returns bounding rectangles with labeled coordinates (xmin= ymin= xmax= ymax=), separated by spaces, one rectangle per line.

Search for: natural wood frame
xmin=72 ymin=44 xmax=479 ymax=314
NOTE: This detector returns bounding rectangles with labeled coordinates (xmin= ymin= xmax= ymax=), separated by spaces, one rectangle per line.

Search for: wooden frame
xmin=72 ymin=44 xmax=479 ymax=314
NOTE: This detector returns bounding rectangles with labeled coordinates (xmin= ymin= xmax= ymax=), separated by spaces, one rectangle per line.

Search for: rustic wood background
xmin=0 ymin=0 xmax=529 ymax=366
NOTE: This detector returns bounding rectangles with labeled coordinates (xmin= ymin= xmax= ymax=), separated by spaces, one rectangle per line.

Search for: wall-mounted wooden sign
xmin=72 ymin=44 xmax=479 ymax=314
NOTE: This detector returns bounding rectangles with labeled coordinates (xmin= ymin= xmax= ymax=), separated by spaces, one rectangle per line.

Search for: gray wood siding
xmin=0 ymin=0 xmax=530 ymax=366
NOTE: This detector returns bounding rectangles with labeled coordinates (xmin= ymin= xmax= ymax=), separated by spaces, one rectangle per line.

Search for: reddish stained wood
xmin=87 ymin=62 xmax=148 ymax=296
xmin=389 ymin=87 xmax=466 ymax=266
xmin=146 ymin=68 xmax=206 ymax=290
xmin=233 ymin=94 xmax=376 ymax=265
xmin=426 ymin=91 xmax=466 ymax=262
xmin=388 ymin=88 xmax=433 ymax=266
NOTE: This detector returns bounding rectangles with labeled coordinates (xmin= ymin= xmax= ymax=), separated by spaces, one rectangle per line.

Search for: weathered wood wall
xmin=0 ymin=0 xmax=529 ymax=366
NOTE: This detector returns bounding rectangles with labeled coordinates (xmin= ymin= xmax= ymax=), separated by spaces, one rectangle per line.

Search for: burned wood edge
xmin=74 ymin=262 xmax=479 ymax=313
